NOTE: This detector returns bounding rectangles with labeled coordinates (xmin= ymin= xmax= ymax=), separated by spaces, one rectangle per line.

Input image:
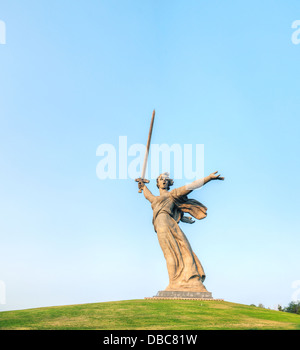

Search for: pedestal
xmin=155 ymin=290 xmax=213 ymax=299
xmin=144 ymin=290 xmax=225 ymax=300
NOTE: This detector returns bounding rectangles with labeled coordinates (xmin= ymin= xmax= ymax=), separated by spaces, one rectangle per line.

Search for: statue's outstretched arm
xmin=175 ymin=171 xmax=224 ymax=196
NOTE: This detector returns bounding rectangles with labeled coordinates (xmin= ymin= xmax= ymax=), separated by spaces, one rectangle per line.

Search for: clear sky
xmin=0 ymin=0 xmax=300 ymax=311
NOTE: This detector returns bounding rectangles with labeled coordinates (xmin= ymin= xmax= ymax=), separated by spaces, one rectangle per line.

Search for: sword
xmin=135 ymin=109 xmax=155 ymax=193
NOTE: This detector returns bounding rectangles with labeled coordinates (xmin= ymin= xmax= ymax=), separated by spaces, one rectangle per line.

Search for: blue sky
xmin=0 ymin=0 xmax=300 ymax=311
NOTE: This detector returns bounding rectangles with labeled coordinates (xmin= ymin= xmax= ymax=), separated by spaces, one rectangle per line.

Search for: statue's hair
xmin=156 ymin=172 xmax=174 ymax=190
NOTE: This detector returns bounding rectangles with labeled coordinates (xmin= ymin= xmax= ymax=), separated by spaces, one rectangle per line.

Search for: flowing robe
xmin=146 ymin=186 xmax=208 ymax=292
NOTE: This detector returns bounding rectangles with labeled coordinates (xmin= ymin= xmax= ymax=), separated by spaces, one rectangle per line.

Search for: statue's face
xmin=157 ymin=176 xmax=169 ymax=190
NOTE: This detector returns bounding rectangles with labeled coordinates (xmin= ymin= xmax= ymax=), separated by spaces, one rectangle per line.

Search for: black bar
xmin=0 ymin=330 xmax=297 ymax=348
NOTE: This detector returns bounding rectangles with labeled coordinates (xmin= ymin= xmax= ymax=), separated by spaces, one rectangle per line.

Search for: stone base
xmin=144 ymin=290 xmax=224 ymax=300
xmin=156 ymin=290 xmax=213 ymax=298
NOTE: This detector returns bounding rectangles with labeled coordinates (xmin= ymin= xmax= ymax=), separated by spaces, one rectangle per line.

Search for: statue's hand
xmin=135 ymin=177 xmax=150 ymax=193
xmin=210 ymin=171 xmax=224 ymax=180
xmin=138 ymin=181 xmax=145 ymax=190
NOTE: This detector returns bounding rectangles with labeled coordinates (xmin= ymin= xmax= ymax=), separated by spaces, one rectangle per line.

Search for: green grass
xmin=0 ymin=299 xmax=300 ymax=330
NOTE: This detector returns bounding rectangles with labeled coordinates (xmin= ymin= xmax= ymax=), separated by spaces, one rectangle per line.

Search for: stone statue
xmin=138 ymin=171 xmax=224 ymax=294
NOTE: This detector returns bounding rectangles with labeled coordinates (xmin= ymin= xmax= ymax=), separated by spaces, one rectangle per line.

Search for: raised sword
xmin=135 ymin=109 xmax=155 ymax=193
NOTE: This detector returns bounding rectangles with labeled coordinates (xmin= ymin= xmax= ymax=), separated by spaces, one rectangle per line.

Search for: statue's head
xmin=156 ymin=172 xmax=174 ymax=190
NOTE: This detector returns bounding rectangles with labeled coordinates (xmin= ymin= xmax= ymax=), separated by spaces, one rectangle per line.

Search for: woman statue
xmin=138 ymin=171 xmax=224 ymax=292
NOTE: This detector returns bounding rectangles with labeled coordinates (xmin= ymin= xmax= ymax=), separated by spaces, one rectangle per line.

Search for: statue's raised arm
xmin=137 ymin=181 xmax=156 ymax=203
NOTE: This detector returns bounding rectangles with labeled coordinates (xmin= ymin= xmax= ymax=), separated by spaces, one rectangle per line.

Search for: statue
xmin=138 ymin=171 xmax=224 ymax=293
xmin=135 ymin=110 xmax=224 ymax=297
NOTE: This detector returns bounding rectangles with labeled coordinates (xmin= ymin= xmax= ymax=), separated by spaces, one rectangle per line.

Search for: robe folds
xmin=151 ymin=187 xmax=208 ymax=292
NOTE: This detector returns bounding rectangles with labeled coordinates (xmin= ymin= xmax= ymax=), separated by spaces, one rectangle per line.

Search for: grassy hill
xmin=0 ymin=299 xmax=300 ymax=330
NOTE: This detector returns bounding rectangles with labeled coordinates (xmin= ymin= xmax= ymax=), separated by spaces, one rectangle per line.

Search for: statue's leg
xmin=192 ymin=251 xmax=206 ymax=282
xmin=156 ymin=224 xmax=183 ymax=287
xmin=155 ymin=213 xmax=208 ymax=291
